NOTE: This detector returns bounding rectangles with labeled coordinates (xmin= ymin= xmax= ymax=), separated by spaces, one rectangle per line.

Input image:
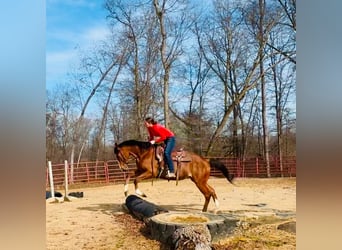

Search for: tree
xmin=195 ymin=0 xmax=264 ymax=156
xmin=46 ymin=0 xmax=296 ymax=163
xmin=153 ymin=0 xmax=190 ymax=128
xmin=67 ymin=20 xmax=132 ymax=178
xmin=268 ymin=0 xmax=296 ymax=64
xmin=106 ymin=0 xmax=164 ymax=139
xmin=46 ymin=84 xmax=92 ymax=165
xmin=269 ymin=29 xmax=296 ymax=175
xmin=93 ymin=46 xmax=127 ymax=162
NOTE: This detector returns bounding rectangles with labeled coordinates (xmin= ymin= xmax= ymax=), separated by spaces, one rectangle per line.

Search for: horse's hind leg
xmin=211 ymin=190 xmax=220 ymax=211
xmin=194 ymin=181 xmax=219 ymax=212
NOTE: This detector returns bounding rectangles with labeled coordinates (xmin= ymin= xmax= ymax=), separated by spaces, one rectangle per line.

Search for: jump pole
xmin=64 ymin=160 xmax=71 ymax=202
xmin=47 ymin=161 xmax=58 ymax=202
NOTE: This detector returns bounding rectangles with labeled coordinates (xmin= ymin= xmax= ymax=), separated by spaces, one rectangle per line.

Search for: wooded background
xmin=46 ymin=0 xmax=296 ymax=177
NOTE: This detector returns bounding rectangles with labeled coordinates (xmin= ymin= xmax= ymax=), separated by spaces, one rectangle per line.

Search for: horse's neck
xmin=128 ymin=145 xmax=150 ymax=158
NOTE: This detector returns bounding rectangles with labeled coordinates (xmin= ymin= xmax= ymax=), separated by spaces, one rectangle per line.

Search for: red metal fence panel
xmin=208 ymin=156 xmax=296 ymax=178
xmin=46 ymin=156 xmax=296 ymax=188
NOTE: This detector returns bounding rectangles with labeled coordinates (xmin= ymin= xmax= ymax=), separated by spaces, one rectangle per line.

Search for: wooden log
xmin=125 ymin=195 xmax=168 ymax=221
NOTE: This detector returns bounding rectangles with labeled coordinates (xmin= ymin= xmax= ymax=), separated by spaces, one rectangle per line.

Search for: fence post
xmin=235 ymin=158 xmax=241 ymax=178
xmin=241 ymin=157 xmax=245 ymax=178
xmin=86 ymin=162 xmax=90 ymax=183
xmin=46 ymin=167 xmax=49 ymax=188
xmin=105 ymin=161 xmax=109 ymax=183
xmin=47 ymin=161 xmax=56 ymax=199
xmin=256 ymin=157 xmax=259 ymax=176
xmin=95 ymin=161 xmax=98 ymax=180
xmin=64 ymin=160 xmax=71 ymax=201
xmin=274 ymin=156 xmax=279 ymax=176
xmin=237 ymin=158 xmax=242 ymax=178
xmin=70 ymin=161 xmax=74 ymax=184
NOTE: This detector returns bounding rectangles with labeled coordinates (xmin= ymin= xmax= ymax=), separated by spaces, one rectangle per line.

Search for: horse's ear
xmin=114 ymin=142 xmax=119 ymax=154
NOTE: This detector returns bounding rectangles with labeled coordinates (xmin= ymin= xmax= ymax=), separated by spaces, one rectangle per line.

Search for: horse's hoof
xmin=135 ymin=189 xmax=147 ymax=198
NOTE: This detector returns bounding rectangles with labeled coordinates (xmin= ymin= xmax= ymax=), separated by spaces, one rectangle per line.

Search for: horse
xmin=114 ymin=139 xmax=234 ymax=212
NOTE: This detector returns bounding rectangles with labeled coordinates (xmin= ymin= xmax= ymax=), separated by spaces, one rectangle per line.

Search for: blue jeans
xmin=164 ymin=137 xmax=175 ymax=172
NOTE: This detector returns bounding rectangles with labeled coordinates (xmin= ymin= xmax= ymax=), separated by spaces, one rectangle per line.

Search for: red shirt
xmin=147 ymin=124 xmax=174 ymax=143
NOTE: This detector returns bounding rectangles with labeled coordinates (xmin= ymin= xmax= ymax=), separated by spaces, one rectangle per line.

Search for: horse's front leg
xmin=134 ymin=171 xmax=153 ymax=197
xmin=123 ymin=170 xmax=131 ymax=197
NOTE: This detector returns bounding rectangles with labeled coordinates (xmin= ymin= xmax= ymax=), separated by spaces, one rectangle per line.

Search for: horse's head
xmin=114 ymin=140 xmax=151 ymax=170
xmin=114 ymin=142 xmax=130 ymax=170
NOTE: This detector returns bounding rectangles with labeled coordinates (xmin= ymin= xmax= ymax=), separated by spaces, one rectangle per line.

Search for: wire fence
xmin=46 ymin=156 xmax=296 ymax=189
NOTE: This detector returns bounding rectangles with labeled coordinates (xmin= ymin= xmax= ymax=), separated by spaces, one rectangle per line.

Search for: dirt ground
xmin=46 ymin=177 xmax=296 ymax=250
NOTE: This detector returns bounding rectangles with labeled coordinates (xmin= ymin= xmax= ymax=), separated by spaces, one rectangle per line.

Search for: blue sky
xmin=46 ymin=0 xmax=109 ymax=90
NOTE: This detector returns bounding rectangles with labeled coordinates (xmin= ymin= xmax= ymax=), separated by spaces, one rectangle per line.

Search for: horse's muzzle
xmin=118 ymin=161 xmax=129 ymax=171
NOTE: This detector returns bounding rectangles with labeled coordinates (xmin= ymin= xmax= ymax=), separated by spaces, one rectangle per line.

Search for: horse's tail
xmin=209 ymin=159 xmax=234 ymax=184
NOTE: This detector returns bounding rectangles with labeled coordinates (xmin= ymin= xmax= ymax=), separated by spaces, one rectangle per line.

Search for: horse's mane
xmin=118 ymin=140 xmax=152 ymax=149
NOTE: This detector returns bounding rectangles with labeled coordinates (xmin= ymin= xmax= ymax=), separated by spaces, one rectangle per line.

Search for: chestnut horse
xmin=114 ymin=139 xmax=234 ymax=212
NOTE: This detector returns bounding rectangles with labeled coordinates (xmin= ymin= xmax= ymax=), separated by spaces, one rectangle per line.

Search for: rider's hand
xmin=150 ymin=140 xmax=155 ymax=145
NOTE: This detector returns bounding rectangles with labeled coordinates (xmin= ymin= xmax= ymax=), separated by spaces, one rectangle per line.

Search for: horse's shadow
xmin=78 ymin=202 xmax=175 ymax=250
xmin=77 ymin=203 xmax=124 ymax=215
xmin=77 ymin=202 xmax=202 ymax=215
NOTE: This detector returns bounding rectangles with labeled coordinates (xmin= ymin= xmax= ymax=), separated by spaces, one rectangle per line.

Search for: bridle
xmin=115 ymin=146 xmax=137 ymax=170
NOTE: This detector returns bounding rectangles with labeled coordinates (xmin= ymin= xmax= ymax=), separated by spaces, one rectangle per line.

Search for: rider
xmin=144 ymin=117 xmax=176 ymax=178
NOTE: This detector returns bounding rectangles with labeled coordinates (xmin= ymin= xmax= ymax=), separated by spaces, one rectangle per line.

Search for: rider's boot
xmin=166 ymin=170 xmax=176 ymax=178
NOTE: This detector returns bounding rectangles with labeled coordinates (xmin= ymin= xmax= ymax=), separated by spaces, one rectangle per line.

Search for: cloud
xmin=46 ymin=49 xmax=77 ymax=84
xmin=46 ymin=1 xmax=109 ymax=88
xmin=46 ymin=24 xmax=110 ymax=87
xmin=48 ymin=25 xmax=109 ymax=49
xmin=80 ymin=25 xmax=110 ymax=45
xmin=47 ymin=0 xmax=97 ymax=9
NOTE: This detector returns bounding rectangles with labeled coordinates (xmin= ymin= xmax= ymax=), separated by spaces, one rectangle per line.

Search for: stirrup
xmin=166 ymin=171 xmax=176 ymax=178
xmin=157 ymin=166 xmax=164 ymax=178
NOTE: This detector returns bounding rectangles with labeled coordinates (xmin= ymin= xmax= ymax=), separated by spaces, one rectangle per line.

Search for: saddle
xmin=154 ymin=146 xmax=191 ymax=184
xmin=154 ymin=145 xmax=192 ymax=163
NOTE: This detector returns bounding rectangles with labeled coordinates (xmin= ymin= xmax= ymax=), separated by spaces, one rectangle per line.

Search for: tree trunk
xmin=261 ymin=64 xmax=271 ymax=177
xmin=232 ymin=107 xmax=239 ymax=157
xmin=153 ymin=0 xmax=170 ymax=128
xmin=70 ymin=60 xmax=117 ymax=180
xmin=206 ymin=87 xmax=253 ymax=156
xmin=259 ymin=0 xmax=271 ymax=177
xmin=273 ymin=62 xmax=284 ymax=177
